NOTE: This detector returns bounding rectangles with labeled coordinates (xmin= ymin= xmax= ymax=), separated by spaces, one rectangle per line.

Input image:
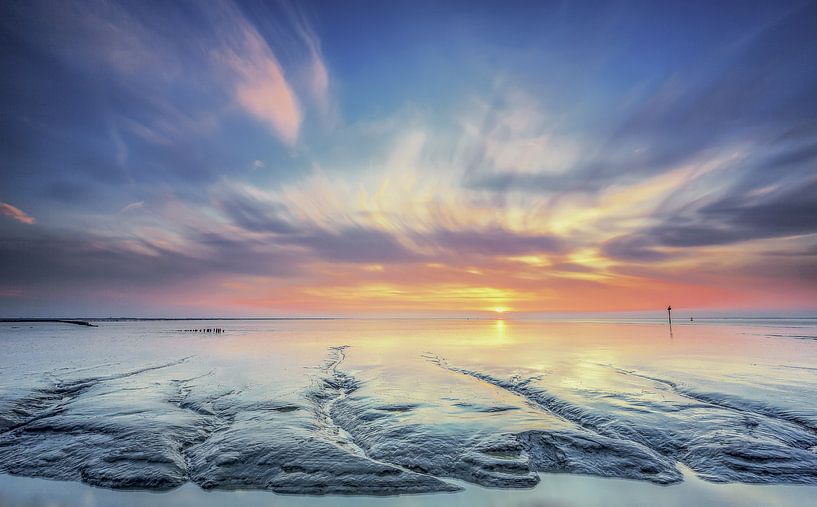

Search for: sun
xmin=493 ymin=306 xmax=507 ymax=314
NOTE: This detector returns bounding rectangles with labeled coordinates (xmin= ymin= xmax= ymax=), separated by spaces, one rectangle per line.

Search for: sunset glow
xmin=1 ymin=1 xmax=816 ymax=317
xmin=2 ymin=4 xmax=817 ymax=503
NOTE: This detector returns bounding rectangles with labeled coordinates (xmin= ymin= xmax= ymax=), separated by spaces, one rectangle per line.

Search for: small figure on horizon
xmin=667 ymin=305 xmax=672 ymax=326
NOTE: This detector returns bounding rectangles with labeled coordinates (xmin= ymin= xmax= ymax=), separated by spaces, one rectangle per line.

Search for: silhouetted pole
xmin=667 ymin=305 xmax=672 ymax=326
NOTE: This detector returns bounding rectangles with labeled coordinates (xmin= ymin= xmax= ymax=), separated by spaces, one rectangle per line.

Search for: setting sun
xmin=1 ymin=1 xmax=816 ymax=506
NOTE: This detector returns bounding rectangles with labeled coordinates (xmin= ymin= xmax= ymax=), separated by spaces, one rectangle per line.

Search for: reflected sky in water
xmin=1 ymin=318 xmax=816 ymax=504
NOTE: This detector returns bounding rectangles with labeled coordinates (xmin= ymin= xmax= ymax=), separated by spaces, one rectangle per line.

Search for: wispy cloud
xmin=281 ymin=0 xmax=334 ymax=122
xmin=119 ymin=201 xmax=144 ymax=214
xmin=2 ymin=1 xmax=816 ymax=316
xmin=0 ymin=203 xmax=36 ymax=224
xmin=218 ymin=24 xmax=302 ymax=146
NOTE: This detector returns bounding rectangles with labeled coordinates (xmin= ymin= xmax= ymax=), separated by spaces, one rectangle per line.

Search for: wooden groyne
xmin=177 ymin=328 xmax=224 ymax=333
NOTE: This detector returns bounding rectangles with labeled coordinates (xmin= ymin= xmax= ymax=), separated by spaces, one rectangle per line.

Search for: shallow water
xmin=1 ymin=318 xmax=816 ymax=504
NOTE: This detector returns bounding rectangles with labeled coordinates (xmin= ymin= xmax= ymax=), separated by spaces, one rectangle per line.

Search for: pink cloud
xmin=222 ymin=27 xmax=302 ymax=146
xmin=0 ymin=202 xmax=36 ymax=224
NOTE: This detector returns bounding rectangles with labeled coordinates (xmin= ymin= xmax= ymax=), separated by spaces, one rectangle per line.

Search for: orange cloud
xmin=0 ymin=202 xmax=35 ymax=224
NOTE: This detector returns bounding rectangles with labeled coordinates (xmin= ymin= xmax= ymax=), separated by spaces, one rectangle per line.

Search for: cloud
xmin=217 ymin=193 xmax=296 ymax=234
xmin=219 ymin=25 xmax=302 ymax=146
xmin=466 ymin=3 xmax=817 ymax=196
xmin=119 ymin=201 xmax=144 ymax=214
xmin=308 ymin=49 xmax=330 ymax=117
xmin=607 ymin=176 xmax=817 ymax=256
xmin=0 ymin=227 xmax=302 ymax=291
xmin=2 ymin=1 xmax=817 ymax=314
xmin=288 ymin=3 xmax=333 ymax=121
xmin=421 ymin=228 xmax=565 ymax=257
xmin=291 ymin=226 xmax=418 ymax=264
xmin=602 ymin=235 xmax=673 ymax=262
xmin=0 ymin=202 xmax=36 ymax=224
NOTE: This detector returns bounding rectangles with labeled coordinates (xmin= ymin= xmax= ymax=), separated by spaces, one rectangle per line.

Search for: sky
xmin=1 ymin=0 xmax=816 ymax=318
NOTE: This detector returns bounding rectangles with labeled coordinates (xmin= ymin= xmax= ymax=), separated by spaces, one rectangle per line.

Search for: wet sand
xmin=1 ymin=318 xmax=816 ymax=504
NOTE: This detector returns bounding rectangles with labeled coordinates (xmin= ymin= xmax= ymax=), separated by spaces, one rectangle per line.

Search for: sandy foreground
xmin=1 ymin=318 xmax=816 ymax=505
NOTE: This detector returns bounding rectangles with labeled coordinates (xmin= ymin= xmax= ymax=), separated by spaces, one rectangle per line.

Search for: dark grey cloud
xmin=218 ymin=197 xmax=297 ymax=234
xmin=602 ymin=236 xmax=673 ymax=262
xmin=609 ymin=247 xmax=817 ymax=290
xmin=0 ymin=227 xmax=302 ymax=292
xmin=191 ymin=232 xmax=303 ymax=276
xmin=657 ymin=178 xmax=817 ymax=248
xmin=604 ymin=176 xmax=817 ymax=261
xmin=764 ymin=243 xmax=817 ymax=258
xmin=215 ymin=191 xmax=420 ymax=264
xmin=549 ymin=262 xmax=595 ymax=273
xmin=291 ymin=227 xmax=419 ymax=264
xmin=420 ymin=228 xmax=565 ymax=257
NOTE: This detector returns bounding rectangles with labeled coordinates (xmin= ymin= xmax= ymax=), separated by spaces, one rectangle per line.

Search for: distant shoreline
xmin=1 ymin=316 xmax=815 ymax=323
xmin=0 ymin=319 xmax=98 ymax=327
xmin=0 ymin=317 xmax=346 ymax=323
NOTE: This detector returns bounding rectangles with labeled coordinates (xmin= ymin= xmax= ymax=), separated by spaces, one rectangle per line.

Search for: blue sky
xmin=1 ymin=0 xmax=816 ymax=317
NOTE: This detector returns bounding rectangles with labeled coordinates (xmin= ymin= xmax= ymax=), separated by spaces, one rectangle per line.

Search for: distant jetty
xmin=1 ymin=319 xmax=98 ymax=327
xmin=177 ymin=328 xmax=224 ymax=333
